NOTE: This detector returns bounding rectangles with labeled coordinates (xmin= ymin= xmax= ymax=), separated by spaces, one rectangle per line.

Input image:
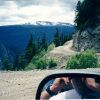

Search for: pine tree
xmin=74 ymin=0 xmax=99 ymax=30
xmin=74 ymin=0 xmax=82 ymax=30
xmin=18 ymin=55 xmax=27 ymax=70
xmin=13 ymin=55 xmax=19 ymax=71
xmin=2 ymin=58 xmax=12 ymax=70
xmin=40 ymin=35 xmax=48 ymax=51
xmin=24 ymin=34 xmax=36 ymax=63
xmin=36 ymin=37 xmax=41 ymax=54
xmin=12 ymin=35 xmax=37 ymax=70
xmin=60 ymin=33 xmax=64 ymax=45
xmin=37 ymin=38 xmax=41 ymax=49
xmin=53 ymin=29 xmax=60 ymax=47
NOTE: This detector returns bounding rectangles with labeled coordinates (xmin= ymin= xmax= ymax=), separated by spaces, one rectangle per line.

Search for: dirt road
xmin=50 ymin=40 xmax=76 ymax=55
xmin=47 ymin=40 xmax=77 ymax=68
xmin=0 ymin=70 xmax=53 ymax=100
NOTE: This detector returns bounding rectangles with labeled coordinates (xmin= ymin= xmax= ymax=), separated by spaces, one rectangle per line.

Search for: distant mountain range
xmin=26 ymin=21 xmax=73 ymax=26
xmin=0 ymin=21 xmax=74 ymax=67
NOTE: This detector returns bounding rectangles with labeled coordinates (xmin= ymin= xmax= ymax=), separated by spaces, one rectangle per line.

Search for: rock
xmin=73 ymin=25 xmax=100 ymax=52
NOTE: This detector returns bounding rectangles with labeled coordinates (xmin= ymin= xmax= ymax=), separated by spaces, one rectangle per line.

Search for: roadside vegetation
xmin=66 ymin=49 xmax=100 ymax=69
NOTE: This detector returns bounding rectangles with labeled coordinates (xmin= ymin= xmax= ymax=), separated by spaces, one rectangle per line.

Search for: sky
xmin=0 ymin=0 xmax=78 ymax=26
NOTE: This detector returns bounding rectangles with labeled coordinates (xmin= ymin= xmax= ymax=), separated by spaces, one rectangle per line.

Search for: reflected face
xmin=40 ymin=77 xmax=100 ymax=99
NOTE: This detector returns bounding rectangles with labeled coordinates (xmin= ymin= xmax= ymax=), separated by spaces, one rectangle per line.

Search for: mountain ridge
xmin=29 ymin=21 xmax=73 ymax=26
xmin=0 ymin=22 xmax=75 ymax=68
xmin=0 ymin=21 xmax=73 ymax=27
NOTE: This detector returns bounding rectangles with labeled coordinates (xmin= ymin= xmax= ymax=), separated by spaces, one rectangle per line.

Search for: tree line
xmin=74 ymin=0 xmax=100 ymax=31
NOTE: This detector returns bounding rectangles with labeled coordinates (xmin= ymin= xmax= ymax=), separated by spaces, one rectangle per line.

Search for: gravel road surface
xmin=0 ymin=70 xmax=53 ymax=100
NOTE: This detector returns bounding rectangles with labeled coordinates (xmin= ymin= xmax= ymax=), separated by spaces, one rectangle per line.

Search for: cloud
xmin=15 ymin=0 xmax=78 ymax=11
xmin=0 ymin=0 xmax=78 ymax=7
xmin=0 ymin=1 xmax=6 ymax=6
xmin=0 ymin=0 xmax=78 ymax=25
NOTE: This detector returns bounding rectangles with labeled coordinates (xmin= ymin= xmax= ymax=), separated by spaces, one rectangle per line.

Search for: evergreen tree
xmin=12 ymin=35 xmax=37 ymax=70
xmin=74 ymin=0 xmax=82 ymax=30
xmin=74 ymin=0 xmax=99 ymax=30
xmin=53 ymin=29 xmax=60 ymax=47
xmin=37 ymin=37 xmax=41 ymax=52
xmin=13 ymin=55 xmax=19 ymax=71
xmin=62 ymin=34 xmax=72 ymax=44
xmin=24 ymin=35 xmax=36 ymax=63
xmin=40 ymin=35 xmax=48 ymax=51
xmin=60 ymin=33 xmax=64 ymax=45
xmin=18 ymin=55 xmax=27 ymax=70
xmin=64 ymin=35 xmax=68 ymax=43
xmin=3 ymin=58 xmax=12 ymax=70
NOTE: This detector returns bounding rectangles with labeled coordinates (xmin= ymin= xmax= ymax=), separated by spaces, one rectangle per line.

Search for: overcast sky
xmin=0 ymin=0 xmax=78 ymax=26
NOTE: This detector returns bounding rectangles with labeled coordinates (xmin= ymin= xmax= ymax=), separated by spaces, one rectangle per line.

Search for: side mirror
xmin=36 ymin=72 xmax=100 ymax=99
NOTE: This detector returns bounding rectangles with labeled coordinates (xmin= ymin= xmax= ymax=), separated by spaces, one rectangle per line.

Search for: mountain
xmin=26 ymin=21 xmax=73 ymax=26
xmin=0 ymin=21 xmax=74 ymax=67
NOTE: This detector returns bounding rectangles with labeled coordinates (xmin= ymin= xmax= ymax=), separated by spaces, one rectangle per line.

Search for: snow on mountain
xmin=28 ymin=21 xmax=73 ymax=26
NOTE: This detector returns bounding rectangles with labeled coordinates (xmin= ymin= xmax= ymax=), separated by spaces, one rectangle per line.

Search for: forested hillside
xmin=0 ymin=22 xmax=74 ymax=70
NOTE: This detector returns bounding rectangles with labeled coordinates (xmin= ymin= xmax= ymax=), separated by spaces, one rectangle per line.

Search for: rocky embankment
xmin=73 ymin=25 xmax=100 ymax=52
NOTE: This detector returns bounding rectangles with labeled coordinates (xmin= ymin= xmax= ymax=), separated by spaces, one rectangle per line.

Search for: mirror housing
xmin=35 ymin=71 xmax=100 ymax=99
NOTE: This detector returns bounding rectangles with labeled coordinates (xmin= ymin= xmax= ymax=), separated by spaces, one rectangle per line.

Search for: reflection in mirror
xmin=40 ymin=77 xmax=100 ymax=99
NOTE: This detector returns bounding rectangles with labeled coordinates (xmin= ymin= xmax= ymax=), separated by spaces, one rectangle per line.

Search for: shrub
xmin=25 ymin=63 xmax=36 ymax=70
xmin=67 ymin=49 xmax=98 ymax=69
xmin=67 ymin=56 xmax=80 ymax=69
xmin=48 ymin=59 xmax=57 ymax=68
xmin=79 ymin=50 xmax=98 ymax=68
xmin=98 ymin=64 xmax=100 ymax=68
xmin=35 ymin=58 xmax=47 ymax=69
xmin=25 ymin=49 xmax=47 ymax=70
xmin=47 ymin=43 xmax=55 ymax=52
